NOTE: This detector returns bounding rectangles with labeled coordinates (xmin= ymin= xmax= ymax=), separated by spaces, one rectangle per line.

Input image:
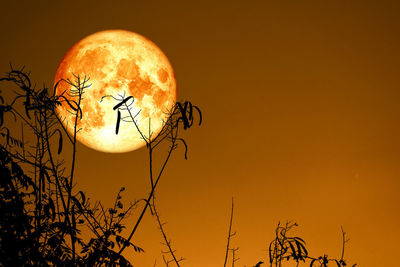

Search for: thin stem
xmin=118 ymin=122 xmax=176 ymax=254
xmin=152 ymin=197 xmax=181 ymax=267
xmin=340 ymin=226 xmax=347 ymax=261
xmin=224 ymin=198 xmax=234 ymax=267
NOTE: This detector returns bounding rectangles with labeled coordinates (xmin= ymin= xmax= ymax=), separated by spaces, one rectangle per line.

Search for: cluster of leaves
xmin=73 ymin=187 xmax=143 ymax=266
xmin=267 ymin=222 xmax=356 ymax=267
xmin=0 ymin=145 xmax=38 ymax=266
xmin=221 ymin=203 xmax=356 ymax=267
xmin=268 ymin=222 xmax=308 ymax=265
xmin=221 ymin=204 xmax=356 ymax=267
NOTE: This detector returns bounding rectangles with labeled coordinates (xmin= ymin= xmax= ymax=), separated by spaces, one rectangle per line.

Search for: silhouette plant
xmin=220 ymin=206 xmax=356 ymax=267
xmin=0 ymin=65 xmax=201 ymax=266
xmin=0 ymin=65 xmax=355 ymax=267
xmin=102 ymin=86 xmax=202 ymax=266
xmin=267 ymin=221 xmax=356 ymax=267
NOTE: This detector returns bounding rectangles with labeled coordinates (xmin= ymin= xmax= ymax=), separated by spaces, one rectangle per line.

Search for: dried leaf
xmin=193 ymin=105 xmax=202 ymax=125
xmin=79 ymin=191 xmax=86 ymax=205
xmin=53 ymin=129 xmax=63 ymax=154
xmin=113 ymin=96 xmax=133 ymax=110
xmin=49 ymin=198 xmax=56 ymax=221
xmin=178 ymin=138 xmax=188 ymax=159
xmin=116 ymin=110 xmax=121 ymax=134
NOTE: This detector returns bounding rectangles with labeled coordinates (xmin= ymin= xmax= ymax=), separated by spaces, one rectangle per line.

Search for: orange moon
xmin=54 ymin=30 xmax=176 ymax=153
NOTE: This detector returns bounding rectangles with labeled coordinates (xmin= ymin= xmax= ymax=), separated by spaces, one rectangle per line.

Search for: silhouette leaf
xmin=116 ymin=110 xmax=121 ymax=134
xmin=178 ymin=138 xmax=188 ymax=159
xmin=79 ymin=191 xmax=86 ymax=205
xmin=131 ymin=243 xmax=144 ymax=253
xmin=71 ymin=204 xmax=76 ymax=234
xmin=0 ymin=107 xmax=4 ymax=126
xmin=42 ymin=168 xmax=51 ymax=183
xmin=268 ymin=241 xmax=273 ymax=263
xmin=39 ymin=168 xmax=46 ymax=192
xmin=11 ymin=160 xmax=23 ymax=178
xmin=113 ymin=96 xmax=133 ymax=110
xmin=59 ymin=96 xmax=82 ymax=119
xmin=53 ymin=79 xmax=62 ymax=97
xmin=49 ymin=198 xmax=56 ymax=221
xmin=24 ymin=96 xmax=31 ymax=119
xmin=289 ymin=240 xmax=297 ymax=259
xmin=177 ymin=102 xmax=190 ymax=129
xmin=44 ymin=203 xmax=50 ymax=217
xmin=23 ymin=174 xmax=36 ymax=190
xmin=2 ymin=127 xmax=10 ymax=146
xmin=71 ymin=196 xmax=83 ymax=212
xmin=53 ymin=129 xmax=63 ymax=154
xmin=193 ymin=105 xmax=202 ymax=125
xmin=296 ymin=239 xmax=308 ymax=257
xmin=295 ymin=237 xmax=306 ymax=244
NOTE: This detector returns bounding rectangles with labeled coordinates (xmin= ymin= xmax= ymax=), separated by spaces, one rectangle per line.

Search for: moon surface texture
xmin=54 ymin=30 xmax=176 ymax=153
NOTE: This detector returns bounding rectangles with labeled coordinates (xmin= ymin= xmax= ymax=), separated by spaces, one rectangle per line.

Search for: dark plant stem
xmin=152 ymin=197 xmax=181 ymax=266
xmin=118 ymin=121 xmax=176 ymax=255
xmin=224 ymin=198 xmax=234 ymax=267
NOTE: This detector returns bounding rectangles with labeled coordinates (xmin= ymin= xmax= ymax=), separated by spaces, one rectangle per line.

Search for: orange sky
xmin=1 ymin=1 xmax=400 ymax=266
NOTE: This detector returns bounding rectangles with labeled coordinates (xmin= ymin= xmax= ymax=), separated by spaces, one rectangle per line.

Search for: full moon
xmin=54 ymin=30 xmax=176 ymax=153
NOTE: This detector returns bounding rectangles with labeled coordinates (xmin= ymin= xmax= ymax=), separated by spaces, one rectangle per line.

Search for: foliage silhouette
xmin=266 ymin=222 xmax=356 ymax=267
xmin=103 ymin=86 xmax=202 ymax=262
xmin=221 ymin=207 xmax=356 ymax=267
xmin=0 ymin=65 xmax=201 ymax=266
xmin=267 ymin=221 xmax=357 ymax=267
xmin=0 ymin=65 xmax=355 ymax=267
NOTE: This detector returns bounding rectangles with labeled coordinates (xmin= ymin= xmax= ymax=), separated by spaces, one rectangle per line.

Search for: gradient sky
xmin=1 ymin=1 xmax=400 ymax=266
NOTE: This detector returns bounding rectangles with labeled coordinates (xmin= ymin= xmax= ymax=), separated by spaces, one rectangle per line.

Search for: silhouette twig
xmin=224 ymin=197 xmax=235 ymax=267
xmin=106 ymin=95 xmax=202 ymax=258
xmin=152 ymin=197 xmax=184 ymax=266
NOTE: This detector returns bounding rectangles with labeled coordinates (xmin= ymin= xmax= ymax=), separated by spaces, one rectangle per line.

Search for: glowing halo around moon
xmin=54 ymin=30 xmax=177 ymax=153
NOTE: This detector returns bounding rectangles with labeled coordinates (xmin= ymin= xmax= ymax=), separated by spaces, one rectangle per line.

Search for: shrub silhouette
xmin=0 ymin=65 xmax=200 ymax=266
xmin=221 ymin=202 xmax=356 ymax=266
xmin=268 ymin=221 xmax=356 ymax=267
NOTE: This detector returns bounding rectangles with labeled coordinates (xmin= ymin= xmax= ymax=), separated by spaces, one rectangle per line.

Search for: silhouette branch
xmin=224 ymin=197 xmax=235 ymax=267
